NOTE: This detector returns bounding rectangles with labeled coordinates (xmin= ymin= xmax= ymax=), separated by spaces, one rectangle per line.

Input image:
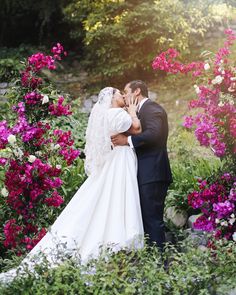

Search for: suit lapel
xmin=138 ymin=99 xmax=151 ymax=117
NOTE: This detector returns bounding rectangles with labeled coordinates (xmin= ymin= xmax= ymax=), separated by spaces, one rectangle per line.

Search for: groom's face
xmin=123 ymin=84 xmax=133 ymax=105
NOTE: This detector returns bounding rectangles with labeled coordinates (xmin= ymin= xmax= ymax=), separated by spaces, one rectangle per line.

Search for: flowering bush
xmin=153 ymin=29 xmax=236 ymax=242
xmin=0 ymin=43 xmax=80 ymax=256
xmin=188 ymin=173 xmax=236 ymax=242
xmin=153 ymin=29 xmax=236 ymax=161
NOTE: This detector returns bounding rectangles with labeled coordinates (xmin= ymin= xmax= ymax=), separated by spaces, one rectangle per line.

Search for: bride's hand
xmin=127 ymin=94 xmax=139 ymax=116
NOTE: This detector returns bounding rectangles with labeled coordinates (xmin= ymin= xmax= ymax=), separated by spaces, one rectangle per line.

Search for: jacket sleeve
xmin=131 ymin=107 xmax=163 ymax=148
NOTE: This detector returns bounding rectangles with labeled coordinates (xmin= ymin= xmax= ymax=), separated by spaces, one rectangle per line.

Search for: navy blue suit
xmin=131 ymin=99 xmax=172 ymax=249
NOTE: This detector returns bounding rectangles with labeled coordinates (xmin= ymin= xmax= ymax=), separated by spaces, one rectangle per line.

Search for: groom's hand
xmin=111 ymin=134 xmax=128 ymax=146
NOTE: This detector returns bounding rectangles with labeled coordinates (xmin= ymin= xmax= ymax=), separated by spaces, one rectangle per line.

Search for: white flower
xmin=7 ymin=134 xmax=16 ymax=145
xmin=204 ymin=63 xmax=210 ymax=70
xmin=194 ymin=84 xmax=200 ymax=94
xmin=229 ymin=218 xmax=235 ymax=225
xmin=54 ymin=144 xmax=60 ymax=150
xmin=175 ymin=100 xmax=179 ymax=106
xmin=13 ymin=148 xmax=24 ymax=159
xmin=1 ymin=187 xmax=9 ymax=197
xmin=215 ymin=218 xmax=220 ymax=224
xmin=35 ymin=151 xmax=42 ymax=156
xmin=230 ymin=213 xmax=235 ymax=218
xmin=28 ymin=155 xmax=36 ymax=163
xmin=56 ymin=164 xmax=61 ymax=169
xmin=42 ymin=95 xmax=49 ymax=104
xmin=230 ymin=77 xmax=236 ymax=81
xmin=232 ymin=232 xmax=236 ymax=242
xmin=218 ymin=101 xmax=224 ymax=107
xmin=212 ymin=75 xmax=224 ymax=85
xmin=220 ymin=220 xmax=228 ymax=227
xmin=50 ymin=143 xmax=60 ymax=150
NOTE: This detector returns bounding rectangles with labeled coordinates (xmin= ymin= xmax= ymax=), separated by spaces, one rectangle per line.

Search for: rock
xmin=227 ymin=288 xmax=236 ymax=295
xmin=90 ymin=95 xmax=98 ymax=103
xmin=81 ymin=98 xmax=93 ymax=113
xmin=184 ymin=229 xmax=208 ymax=246
xmin=148 ymin=91 xmax=157 ymax=101
xmin=0 ymin=83 xmax=8 ymax=88
xmin=165 ymin=206 xmax=188 ymax=227
xmin=197 ymin=245 xmax=208 ymax=252
xmin=0 ymin=89 xmax=7 ymax=95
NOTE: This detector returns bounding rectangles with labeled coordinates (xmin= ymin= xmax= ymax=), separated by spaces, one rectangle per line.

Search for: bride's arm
xmin=127 ymin=114 xmax=141 ymax=135
xmin=126 ymin=96 xmax=142 ymax=135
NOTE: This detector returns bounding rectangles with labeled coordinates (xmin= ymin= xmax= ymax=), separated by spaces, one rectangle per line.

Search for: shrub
xmin=0 ymin=239 xmax=235 ymax=294
xmin=64 ymin=0 xmax=231 ymax=81
xmin=0 ymin=44 xmax=82 ymax=257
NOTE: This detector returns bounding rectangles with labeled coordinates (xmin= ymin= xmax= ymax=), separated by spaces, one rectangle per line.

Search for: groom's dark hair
xmin=128 ymin=80 xmax=148 ymax=98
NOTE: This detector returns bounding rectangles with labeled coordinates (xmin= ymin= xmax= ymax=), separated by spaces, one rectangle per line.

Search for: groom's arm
xmin=131 ymin=108 xmax=164 ymax=148
xmin=111 ymin=108 xmax=164 ymax=147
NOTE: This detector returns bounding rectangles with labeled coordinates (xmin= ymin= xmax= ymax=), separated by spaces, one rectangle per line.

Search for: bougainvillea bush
xmin=0 ymin=44 xmax=81 ymax=257
xmin=153 ymin=29 xmax=236 ymax=243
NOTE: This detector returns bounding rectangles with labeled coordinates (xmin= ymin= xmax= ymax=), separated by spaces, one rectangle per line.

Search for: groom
xmin=111 ymin=80 xmax=173 ymax=250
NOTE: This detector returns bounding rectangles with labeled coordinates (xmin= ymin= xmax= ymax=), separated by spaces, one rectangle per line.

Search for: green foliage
xmin=0 ymin=240 xmax=236 ymax=294
xmin=166 ymin=128 xmax=222 ymax=213
xmin=0 ymin=59 xmax=23 ymax=82
xmin=0 ymin=46 xmax=43 ymax=82
xmin=64 ymin=0 xmax=233 ymax=81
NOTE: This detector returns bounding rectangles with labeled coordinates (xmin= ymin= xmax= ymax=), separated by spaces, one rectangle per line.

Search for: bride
xmin=0 ymin=87 xmax=144 ymax=283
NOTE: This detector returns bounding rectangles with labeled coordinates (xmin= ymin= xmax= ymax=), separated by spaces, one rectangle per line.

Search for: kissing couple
xmin=0 ymin=80 xmax=172 ymax=284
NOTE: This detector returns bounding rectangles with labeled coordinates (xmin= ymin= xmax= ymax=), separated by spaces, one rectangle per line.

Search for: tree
xmin=64 ymin=0 xmax=233 ymax=82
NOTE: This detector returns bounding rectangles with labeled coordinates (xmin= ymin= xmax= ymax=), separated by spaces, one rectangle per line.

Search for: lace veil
xmin=84 ymin=87 xmax=114 ymax=176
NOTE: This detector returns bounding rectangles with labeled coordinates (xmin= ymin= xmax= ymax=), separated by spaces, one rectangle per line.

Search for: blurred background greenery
xmin=0 ymin=0 xmax=236 ymax=84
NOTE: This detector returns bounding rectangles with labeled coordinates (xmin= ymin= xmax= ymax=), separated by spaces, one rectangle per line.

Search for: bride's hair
xmin=84 ymin=87 xmax=114 ymax=176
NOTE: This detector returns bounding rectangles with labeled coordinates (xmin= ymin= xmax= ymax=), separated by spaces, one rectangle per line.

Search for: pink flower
xmin=44 ymin=191 xmax=64 ymax=207
xmin=49 ymin=96 xmax=72 ymax=116
xmin=24 ymin=91 xmax=43 ymax=105
xmin=183 ymin=116 xmax=194 ymax=128
xmin=213 ymin=201 xmax=235 ymax=218
xmin=3 ymin=219 xmax=22 ymax=248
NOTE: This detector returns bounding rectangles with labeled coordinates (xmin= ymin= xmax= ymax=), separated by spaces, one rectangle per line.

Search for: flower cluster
xmin=153 ymin=29 xmax=236 ymax=159
xmin=53 ymin=129 xmax=80 ymax=165
xmin=3 ymin=218 xmax=47 ymax=252
xmin=21 ymin=43 xmax=67 ymax=89
xmin=24 ymin=91 xmax=43 ymax=105
xmin=0 ymin=44 xmax=80 ymax=255
xmin=152 ymin=48 xmax=204 ymax=76
xmin=49 ymin=96 xmax=72 ymax=116
xmin=2 ymin=158 xmax=64 ymax=252
xmin=188 ymin=173 xmax=236 ymax=242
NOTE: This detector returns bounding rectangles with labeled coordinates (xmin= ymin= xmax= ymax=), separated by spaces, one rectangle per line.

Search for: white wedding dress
xmin=0 ymin=104 xmax=144 ymax=284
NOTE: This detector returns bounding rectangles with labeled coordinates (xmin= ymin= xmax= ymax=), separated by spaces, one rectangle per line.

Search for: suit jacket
xmin=131 ymin=99 xmax=173 ymax=185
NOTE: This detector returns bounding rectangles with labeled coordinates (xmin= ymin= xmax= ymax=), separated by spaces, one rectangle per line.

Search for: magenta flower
xmin=183 ymin=116 xmax=194 ymax=128
xmin=49 ymin=96 xmax=72 ymax=116
xmin=213 ymin=200 xmax=235 ymax=218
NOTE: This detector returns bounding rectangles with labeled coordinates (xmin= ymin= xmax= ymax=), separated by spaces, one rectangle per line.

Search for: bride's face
xmin=113 ymin=89 xmax=125 ymax=107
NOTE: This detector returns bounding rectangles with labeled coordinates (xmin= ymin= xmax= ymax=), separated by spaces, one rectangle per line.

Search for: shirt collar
xmin=138 ymin=97 xmax=149 ymax=112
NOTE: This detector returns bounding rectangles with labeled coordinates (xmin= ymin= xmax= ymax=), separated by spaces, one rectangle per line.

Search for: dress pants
xmin=139 ymin=182 xmax=169 ymax=250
